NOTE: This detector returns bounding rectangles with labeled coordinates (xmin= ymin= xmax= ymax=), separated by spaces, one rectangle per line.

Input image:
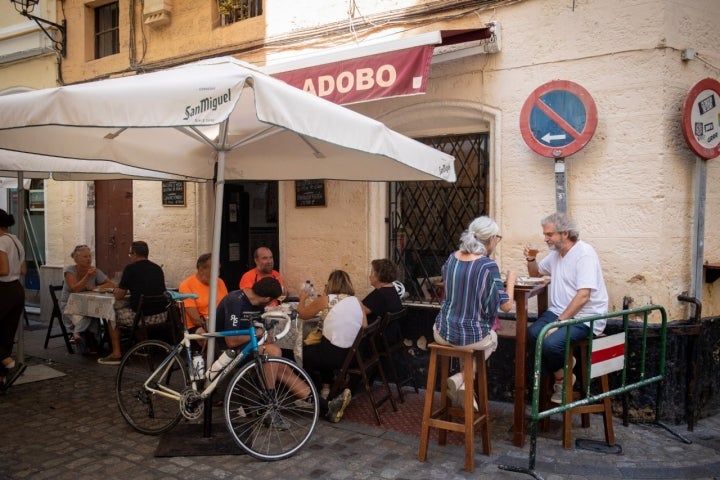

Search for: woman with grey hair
xmin=433 ymin=216 xmax=516 ymax=407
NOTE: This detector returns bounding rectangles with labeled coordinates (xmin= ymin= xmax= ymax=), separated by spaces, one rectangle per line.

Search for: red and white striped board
xmin=590 ymin=333 xmax=626 ymax=378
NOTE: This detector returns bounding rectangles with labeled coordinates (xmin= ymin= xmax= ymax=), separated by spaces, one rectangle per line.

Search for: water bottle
xmin=207 ymin=349 xmax=236 ymax=381
xmin=309 ymin=283 xmax=316 ymax=298
xmin=191 ymin=354 xmax=205 ymax=381
xmin=300 ymin=279 xmax=312 ymax=295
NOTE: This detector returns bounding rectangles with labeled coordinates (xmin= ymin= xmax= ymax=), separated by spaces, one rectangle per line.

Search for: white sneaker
xmin=454 ymin=387 xmax=479 ymax=411
xmin=320 ymin=386 xmax=330 ymax=400
xmin=446 ymin=372 xmax=464 ymax=406
xmin=551 ymin=374 xmax=576 ymax=404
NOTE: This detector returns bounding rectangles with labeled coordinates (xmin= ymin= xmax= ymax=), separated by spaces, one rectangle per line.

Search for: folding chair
xmin=375 ymin=309 xmax=419 ymax=402
xmin=129 ymin=293 xmax=176 ymax=343
xmin=44 ymin=284 xmax=74 ymax=354
xmin=329 ymin=320 xmax=397 ymax=425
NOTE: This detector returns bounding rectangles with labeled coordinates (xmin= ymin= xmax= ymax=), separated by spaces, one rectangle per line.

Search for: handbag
xmin=303 ymin=328 xmax=323 ymax=346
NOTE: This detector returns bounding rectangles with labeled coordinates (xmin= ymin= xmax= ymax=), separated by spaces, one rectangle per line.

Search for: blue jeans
xmin=527 ymin=310 xmax=590 ymax=376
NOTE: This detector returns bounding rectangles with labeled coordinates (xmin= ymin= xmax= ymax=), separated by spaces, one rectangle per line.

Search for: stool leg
xmin=438 ymin=355 xmax=450 ymax=446
xmin=418 ymin=348 xmax=438 ymax=462
xmin=600 ymin=375 xmax=615 ymax=445
xmin=476 ymin=353 xmax=491 ymax=455
xmin=462 ymin=356 xmax=475 ymax=472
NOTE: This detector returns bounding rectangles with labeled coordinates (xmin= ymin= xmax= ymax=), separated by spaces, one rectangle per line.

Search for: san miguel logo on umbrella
xmin=183 ymin=88 xmax=233 ymax=122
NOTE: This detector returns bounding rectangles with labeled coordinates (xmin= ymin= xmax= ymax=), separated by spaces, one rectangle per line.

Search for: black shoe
xmin=264 ymin=411 xmax=290 ymax=430
xmin=3 ymin=363 xmax=26 ymax=389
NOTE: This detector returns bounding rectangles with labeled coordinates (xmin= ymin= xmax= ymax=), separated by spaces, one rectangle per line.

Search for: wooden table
xmin=497 ymin=281 xmax=549 ymax=448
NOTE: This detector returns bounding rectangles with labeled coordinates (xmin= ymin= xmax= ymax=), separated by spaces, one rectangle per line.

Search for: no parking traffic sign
xmin=520 ymin=80 xmax=598 ymax=158
xmin=681 ymin=78 xmax=720 ymax=160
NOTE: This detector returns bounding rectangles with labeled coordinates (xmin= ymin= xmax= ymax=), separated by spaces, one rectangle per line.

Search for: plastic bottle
xmin=309 ymin=283 xmax=316 ymax=298
xmin=301 ymin=279 xmax=312 ymax=295
xmin=207 ymin=349 xmax=236 ymax=381
xmin=191 ymin=353 xmax=205 ymax=381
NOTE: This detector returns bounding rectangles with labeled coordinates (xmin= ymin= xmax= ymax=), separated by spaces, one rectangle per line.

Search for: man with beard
xmin=525 ymin=212 xmax=608 ymax=403
xmin=239 ymin=246 xmax=284 ymax=290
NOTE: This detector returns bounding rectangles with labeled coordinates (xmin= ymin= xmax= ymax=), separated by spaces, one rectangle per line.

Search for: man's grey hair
xmin=541 ymin=212 xmax=580 ymax=242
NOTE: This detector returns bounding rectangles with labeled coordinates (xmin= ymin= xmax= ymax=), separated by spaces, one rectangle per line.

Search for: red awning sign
xmin=272 ymin=45 xmax=434 ymax=105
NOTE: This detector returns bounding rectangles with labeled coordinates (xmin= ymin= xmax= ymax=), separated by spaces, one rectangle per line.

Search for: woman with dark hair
xmin=296 ymin=270 xmax=366 ymax=422
xmin=361 ymin=258 xmax=403 ymax=324
xmin=0 ymin=209 xmax=26 ymax=387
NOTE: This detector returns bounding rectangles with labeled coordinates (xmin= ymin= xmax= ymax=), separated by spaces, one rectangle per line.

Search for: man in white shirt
xmin=525 ymin=212 xmax=608 ymax=403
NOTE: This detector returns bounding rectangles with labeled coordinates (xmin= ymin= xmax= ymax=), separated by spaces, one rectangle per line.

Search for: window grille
xmin=95 ymin=2 xmax=119 ymax=59
xmin=389 ymin=133 xmax=489 ymax=302
xmin=219 ymin=0 xmax=263 ymax=25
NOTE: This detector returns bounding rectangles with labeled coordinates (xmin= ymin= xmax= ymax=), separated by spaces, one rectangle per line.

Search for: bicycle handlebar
xmin=261 ymin=311 xmax=292 ymax=341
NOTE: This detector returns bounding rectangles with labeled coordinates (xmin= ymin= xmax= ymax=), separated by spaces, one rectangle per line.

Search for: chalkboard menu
xmin=295 ymin=180 xmax=326 ymax=207
xmin=162 ymin=181 xmax=185 ymax=206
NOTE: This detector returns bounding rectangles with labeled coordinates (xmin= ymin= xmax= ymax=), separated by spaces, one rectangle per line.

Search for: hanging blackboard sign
xmin=162 ymin=181 xmax=185 ymax=206
xmin=295 ymin=180 xmax=326 ymax=207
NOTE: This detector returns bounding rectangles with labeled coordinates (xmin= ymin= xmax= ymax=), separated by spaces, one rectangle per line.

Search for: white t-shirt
xmin=0 ymin=233 xmax=24 ymax=282
xmin=322 ymin=294 xmax=364 ymax=348
xmin=537 ymin=240 xmax=609 ymax=334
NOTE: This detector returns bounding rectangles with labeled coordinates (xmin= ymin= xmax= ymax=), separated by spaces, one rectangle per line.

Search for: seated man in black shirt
xmin=98 ymin=241 xmax=166 ymax=365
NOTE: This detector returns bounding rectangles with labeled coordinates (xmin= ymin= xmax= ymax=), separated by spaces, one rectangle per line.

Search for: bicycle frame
xmin=141 ymin=294 xmax=288 ymax=403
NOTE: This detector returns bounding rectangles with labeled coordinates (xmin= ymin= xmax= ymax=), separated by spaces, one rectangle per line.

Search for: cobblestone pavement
xmin=1 ymin=324 xmax=719 ymax=480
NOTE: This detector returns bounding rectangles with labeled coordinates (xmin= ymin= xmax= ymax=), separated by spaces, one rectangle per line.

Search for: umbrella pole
xmin=207 ymin=151 xmax=225 ymax=363
xmin=17 ymin=171 xmax=25 ymax=364
xmin=203 ymin=149 xmax=225 ymax=438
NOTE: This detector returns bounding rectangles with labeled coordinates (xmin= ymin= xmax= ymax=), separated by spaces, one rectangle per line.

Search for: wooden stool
xmin=541 ymin=337 xmax=615 ymax=449
xmin=418 ymin=343 xmax=490 ymax=472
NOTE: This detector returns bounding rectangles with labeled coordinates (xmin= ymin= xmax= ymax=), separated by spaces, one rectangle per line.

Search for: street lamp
xmin=10 ymin=0 xmax=66 ymax=57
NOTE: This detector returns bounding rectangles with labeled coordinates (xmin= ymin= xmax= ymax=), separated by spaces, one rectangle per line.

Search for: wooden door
xmin=95 ymin=180 xmax=133 ymax=280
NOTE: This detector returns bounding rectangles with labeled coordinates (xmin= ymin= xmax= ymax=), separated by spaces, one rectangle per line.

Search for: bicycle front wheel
xmin=224 ymin=356 xmax=319 ymax=461
xmin=115 ymin=340 xmax=189 ymax=435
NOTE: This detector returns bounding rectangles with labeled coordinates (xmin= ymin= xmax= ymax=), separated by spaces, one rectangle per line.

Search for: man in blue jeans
xmin=525 ymin=212 xmax=608 ymax=403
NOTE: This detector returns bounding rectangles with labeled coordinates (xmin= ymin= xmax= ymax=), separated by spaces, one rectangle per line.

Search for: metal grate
xmin=389 ymin=133 xmax=489 ymax=301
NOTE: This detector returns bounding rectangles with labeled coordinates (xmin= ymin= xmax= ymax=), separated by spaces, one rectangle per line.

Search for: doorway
xmin=95 ymin=180 xmax=133 ymax=280
xmin=220 ymin=181 xmax=279 ymax=290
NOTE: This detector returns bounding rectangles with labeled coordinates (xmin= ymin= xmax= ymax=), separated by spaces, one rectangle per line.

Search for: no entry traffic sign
xmin=520 ymin=80 xmax=598 ymax=158
xmin=681 ymin=78 xmax=720 ymax=160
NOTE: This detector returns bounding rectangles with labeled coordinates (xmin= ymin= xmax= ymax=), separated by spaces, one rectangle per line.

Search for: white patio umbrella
xmin=0 ymin=56 xmax=456 ymax=361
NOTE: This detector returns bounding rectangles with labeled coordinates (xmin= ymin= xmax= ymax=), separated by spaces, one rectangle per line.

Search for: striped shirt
xmin=434 ymin=254 xmax=509 ymax=345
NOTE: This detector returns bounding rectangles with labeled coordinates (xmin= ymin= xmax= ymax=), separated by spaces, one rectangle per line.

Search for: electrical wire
xmin=694 ymin=53 xmax=720 ymax=72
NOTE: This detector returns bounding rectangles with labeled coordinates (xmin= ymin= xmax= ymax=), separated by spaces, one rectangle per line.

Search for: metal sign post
xmin=554 ymin=157 xmax=567 ymax=213
xmin=680 ymin=78 xmax=720 ymax=302
xmin=690 ymin=158 xmax=706 ymax=302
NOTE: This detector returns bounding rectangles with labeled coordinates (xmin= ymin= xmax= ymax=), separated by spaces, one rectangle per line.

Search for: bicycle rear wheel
xmin=224 ymin=356 xmax=319 ymax=461
xmin=115 ymin=340 xmax=189 ymax=435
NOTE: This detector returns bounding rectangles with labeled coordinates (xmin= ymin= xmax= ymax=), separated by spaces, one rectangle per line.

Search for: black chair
xmin=375 ymin=309 xmax=419 ymax=403
xmin=329 ymin=320 xmax=397 ymax=425
xmin=44 ymin=284 xmax=73 ymax=354
xmin=127 ymin=292 xmax=178 ymax=344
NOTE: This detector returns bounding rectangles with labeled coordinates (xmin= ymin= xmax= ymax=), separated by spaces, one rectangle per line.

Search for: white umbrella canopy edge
xmin=0 ymin=149 xmax=207 ymax=182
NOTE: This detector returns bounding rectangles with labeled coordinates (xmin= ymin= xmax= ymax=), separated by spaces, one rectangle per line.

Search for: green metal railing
xmin=498 ymin=304 xmax=687 ymax=479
